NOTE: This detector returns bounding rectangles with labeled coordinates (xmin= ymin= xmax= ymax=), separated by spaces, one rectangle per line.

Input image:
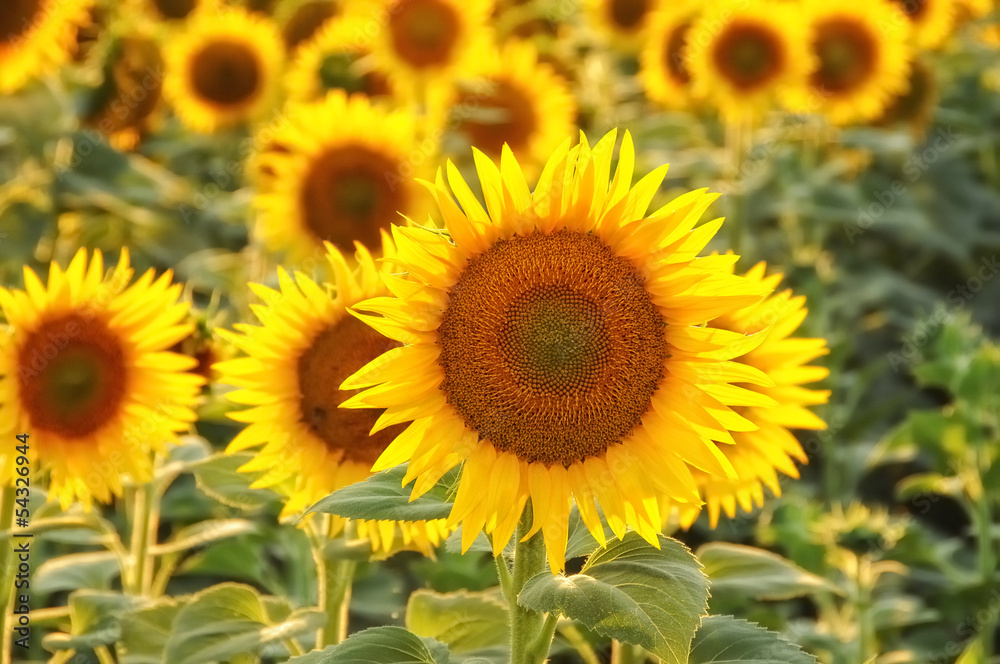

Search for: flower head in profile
xmin=342 ymin=130 xmax=795 ymax=572
xmin=215 ymin=237 xmax=450 ymax=555
xmin=0 ymin=249 xmax=203 ymax=509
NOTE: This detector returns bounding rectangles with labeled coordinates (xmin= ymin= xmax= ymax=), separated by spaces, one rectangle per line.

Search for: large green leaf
xmin=287 ymin=626 xmax=451 ymax=664
xmin=190 ymin=452 xmax=279 ymax=509
xmin=306 ymin=465 xmax=458 ymax=522
xmin=518 ymin=532 xmax=708 ymax=664
xmin=43 ymin=591 xmax=137 ymax=650
xmin=118 ymin=597 xmax=188 ymax=664
xmin=688 ymin=616 xmax=817 ymax=663
xmin=162 ymin=583 xmax=323 ymax=664
xmin=406 ymin=589 xmax=508 ymax=653
xmin=33 ymin=551 xmax=120 ymax=594
xmin=697 ymin=543 xmax=840 ymax=602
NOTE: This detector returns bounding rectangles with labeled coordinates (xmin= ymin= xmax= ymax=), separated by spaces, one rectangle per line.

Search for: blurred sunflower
xmin=875 ymin=57 xmax=937 ymax=134
xmin=286 ymin=16 xmax=397 ymax=102
xmin=783 ymin=1 xmax=911 ymax=125
xmin=342 ymin=130 xmax=781 ymax=573
xmin=367 ymin=0 xmax=492 ymax=98
xmin=136 ymin=0 xmax=213 ymax=21
xmin=275 ymin=0 xmax=342 ymax=52
xmin=215 ymin=238 xmax=450 ymax=555
xmin=0 ymin=0 xmax=93 ymax=94
xmin=253 ymin=91 xmax=431 ymax=257
xmin=640 ymin=4 xmax=700 ymax=111
xmin=687 ymin=0 xmax=810 ymax=121
xmin=447 ymin=40 xmax=576 ymax=174
xmin=0 ymin=249 xmax=203 ymax=510
xmin=83 ymin=35 xmax=165 ymax=150
xmin=585 ymin=0 xmax=662 ymax=47
xmin=163 ymin=7 xmax=284 ymax=133
xmin=889 ymin=0 xmax=957 ymax=49
xmin=668 ymin=262 xmax=830 ymax=528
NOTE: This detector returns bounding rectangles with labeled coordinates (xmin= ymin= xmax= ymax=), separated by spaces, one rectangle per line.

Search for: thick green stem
xmin=974 ymin=448 xmax=996 ymax=660
xmin=313 ymin=519 xmax=356 ymax=648
xmin=127 ymin=482 xmax=157 ymax=596
xmin=0 ymin=485 xmax=16 ymax=664
xmin=505 ymin=504 xmax=552 ymax=664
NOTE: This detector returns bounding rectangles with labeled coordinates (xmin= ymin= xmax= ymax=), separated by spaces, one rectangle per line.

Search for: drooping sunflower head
xmin=214 ymin=236 xmax=451 ymax=554
xmin=666 ymin=262 xmax=830 ymax=528
xmin=0 ymin=249 xmax=203 ymax=510
xmin=0 ymin=0 xmax=93 ymax=93
xmin=640 ymin=4 xmax=701 ymax=110
xmin=783 ymin=0 xmax=912 ymax=125
xmin=366 ymin=0 xmax=492 ymax=96
xmin=585 ymin=0 xmax=662 ymax=47
xmin=447 ymin=40 xmax=576 ymax=175
xmin=888 ymin=0 xmax=958 ymax=49
xmin=687 ymin=0 xmax=811 ymax=120
xmin=253 ymin=90 xmax=432 ymax=258
xmin=343 ymin=130 xmax=793 ymax=573
xmin=286 ymin=16 xmax=397 ymax=102
xmin=163 ymin=6 xmax=284 ymax=132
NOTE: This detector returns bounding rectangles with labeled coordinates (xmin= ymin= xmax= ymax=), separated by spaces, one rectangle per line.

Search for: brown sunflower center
xmin=891 ymin=0 xmax=929 ymax=21
xmin=297 ymin=315 xmax=403 ymax=465
xmin=18 ymin=314 xmax=127 ymax=438
xmin=389 ymin=0 xmax=461 ymax=69
xmin=457 ymin=80 xmax=537 ymax=156
xmin=299 ymin=144 xmax=406 ymax=251
xmin=437 ymin=229 xmax=669 ymax=466
xmin=189 ymin=40 xmax=262 ymax=107
xmin=318 ymin=52 xmax=392 ymax=98
xmin=664 ymin=21 xmax=693 ymax=84
xmin=609 ymin=0 xmax=648 ymax=31
xmin=283 ymin=1 xmax=339 ymax=51
xmin=0 ymin=0 xmax=40 ymax=43
xmin=712 ymin=21 xmax=785 ymax=91
xmin=811 ymin=18 xmax=877 ymax=93
xmin=877 ymin=59 xmax=935 ymax=126
xmin=153 ymin=0 xmax=197 ymax=20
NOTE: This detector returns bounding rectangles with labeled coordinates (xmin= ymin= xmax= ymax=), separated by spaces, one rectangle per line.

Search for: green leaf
xmin=287 ymin=626 xmax=451 ymax=664
xmin=152 ymin=518 xmax=259 ymax=555
xmin=34 ymin=551 xmax=120 ymax=594
xmin=118 ymin=597 xmax=188 ymax=664
xmin=162 ymin=582 xmax=324 ymax=664
xmin=518 ymin=532 xmax=708 ymax=664
xmin=697 ymin=543 xmax=841 ymax=602
xmin=43 ymin=591 xmax=137 ymax=650
xmin=565 ymin=505 xmax=613 ymax=560
xmin=306 ymin=465 xmax=458 ymax=522
xmin=688 ymin=616 xmax=817 ymax=663
xmin=190 ymin=452 xmax=279 ymax=509
xmin=406 ymin=589 xmax=508 ymax=653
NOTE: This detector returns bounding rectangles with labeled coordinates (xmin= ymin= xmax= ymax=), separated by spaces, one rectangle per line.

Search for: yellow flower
xmin=274 ymin=0 xmax=342 ymax=52
xmin=445 ymin=40 xmax=576 ymax=175
xmin=783 ymin=0 xmax=912 ymax=125
xmin=686 ymin=0 xmax=811 ymax=121
xmin=585 ymin=0 xmax=663 ymax=48
xmin=285 ymin=16 xmax=398 ymax=103
xmin=670 ymin=262 xmax=830 ymax=528
xmin=343 ymin=130 xmax=781 ymax=573
xmin=874 ymin=57 xmax=938 ymax=135
xmin=214 ymin=237 xmax=450 ymax=555
xmin=252 ymin=91 xmax=432 ymax=258
xmin=888 ymin=0 xmax=957 ymax=49
xmin=163 ymin=7 xmax=284 ymax=132
xmin=640 ymin=4 xmax=701 ymax=111
xmin=0 ymin=250 xmax=203 ymax=510
xmin=0 ymin=0 xmax=93 ymax=93
xmin=135 ymin=0 xmax=217 ymax=21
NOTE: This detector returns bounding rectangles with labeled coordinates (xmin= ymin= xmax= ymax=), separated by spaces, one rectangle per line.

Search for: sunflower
xmin=0 ymin=0 xmax=93 ymax=94
xmin=163 ymin=7 xmax=284 ymax=133
xmin=686 ymin=0 xmax=811 ymax=121
xmin=585 ymin=0 xmax=662 ymax=48
xmin=446 ymin=40 xmax=576 ymax=175
xmin=782 ymin=1 xmax=911 ymax=125
xmin=286 ymin=16 xmax=397 ymax=102
xmin=888 ymin=0 xmax=957 ymax=49
xmin=136 ymin=0 xmax=214 ymax=21
xmin=0 ymin=249 xmax=203 ymax=510
xmin=640 ymin=4 xmax=701 ymax=111
xmin=252 ymin=91 xmax=431 ymax=258
xmin=667 ymin=262 xmax=830 ymax=528
xmin=214 ymin=238 xmax=451 ymax=555
xmin=342 ymin=131 xmax=785 ymax=573
xmin=275 ymin=0 xmax=342 ymax=52
xmin=82 ymin=35 xmax=166 ymax=150
xmin=365 ymin=0 xmax=492 ymax=98
xmin=874 ymin=57 xmax=937 ymax=134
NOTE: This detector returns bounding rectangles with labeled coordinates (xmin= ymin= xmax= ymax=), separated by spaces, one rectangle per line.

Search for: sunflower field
xmin=1 ymin=0 xmax=999 ymax=663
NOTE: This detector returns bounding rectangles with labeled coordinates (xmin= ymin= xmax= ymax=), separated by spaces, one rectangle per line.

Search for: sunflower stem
xmin=0 ymin=485 xmax=16 ymax=664
xmin=127 ymin=481 xmax=158 ymax=596
xmin=610 ymin=640 xmax=646 ymax=664
xmin=506 ymin=502 xmax=553 ymax=664
xmin=313 ymin=517 xmax=356 ymax=648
